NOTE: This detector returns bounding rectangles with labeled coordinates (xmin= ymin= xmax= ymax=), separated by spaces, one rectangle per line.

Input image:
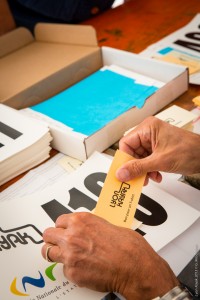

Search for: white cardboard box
xmin=0 ymin=23 xmax=188 ymax=161
xmin=24 ymin=44 xmax=188 ymax=161
xmin=0 ymin=23 xmax=101 ymax=109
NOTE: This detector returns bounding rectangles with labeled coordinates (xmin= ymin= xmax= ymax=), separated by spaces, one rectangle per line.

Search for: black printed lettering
xmin=186 ymin=32 xmax=200 ymax=41
xmin=135 ymin=228 xmax=146 ymax=236
xmin=0 ymin=121 xmax=23 ymax=139
xmin=41 ymin=199 xmax=72 ymax=222
xmin=135 ymin=193 xmax=168 ymax=226
xmin=41 ymin=172 xmax=106 ymax=222
xmin=174 ymin=39 xmax=200 ymax=53
xmin=84 ymin=172 xmax=106 ymax=197
xmin=0 ymin=224 xmax=43 ymax=251
xmin=68 ymin=187 xmax=97 ymax=210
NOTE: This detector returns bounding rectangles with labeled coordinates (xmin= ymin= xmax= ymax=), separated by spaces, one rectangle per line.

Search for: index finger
xmin=120 ymin=128 xmax=152 ymax=158
xmin=119 ymin=132 xmax=141 ymax=156
xmin=55 ymin=213 xmax=72 ymax=228
xmin=43 ymin=227 xmax=65 ymax=245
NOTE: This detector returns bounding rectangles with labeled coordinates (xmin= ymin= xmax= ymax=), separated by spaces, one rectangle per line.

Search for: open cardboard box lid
xmin=0 ymin=22 xmax=189 ymax=161
xmin=0 ymin=23 xmax=102 ymax=108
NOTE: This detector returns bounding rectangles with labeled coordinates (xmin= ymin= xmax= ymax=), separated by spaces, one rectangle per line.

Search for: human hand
xmin=41 ymin=212 xmax=178 ymax=300
xmin=116 ymin=116 xmax=200 ymax=184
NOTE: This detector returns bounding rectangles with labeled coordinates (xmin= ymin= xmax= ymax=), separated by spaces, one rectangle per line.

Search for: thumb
xmin=116 ymin=156 xmax=158 ymax=181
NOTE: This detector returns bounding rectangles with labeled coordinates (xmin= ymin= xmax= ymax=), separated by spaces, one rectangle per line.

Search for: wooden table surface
xmin=1 ymin=0 xmax=200 ymax=192
xmin=0 ymin=0 xmax=16 ymax=36
xmin=82 ymin=0 xmax=200 ymax=110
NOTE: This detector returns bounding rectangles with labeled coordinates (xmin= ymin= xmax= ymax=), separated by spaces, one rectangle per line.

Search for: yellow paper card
xmin=155 ymin=52 xmax=200 ymax=74
xmin=193 ymin=96 xmax=200 ymax=106
xmin=94 ymin=150 xmax=146 ymax=228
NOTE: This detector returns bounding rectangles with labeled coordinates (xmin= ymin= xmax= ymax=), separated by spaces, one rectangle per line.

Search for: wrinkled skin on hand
xmin=42 ymin=212 xmax=178 ymax=300
xmin=116 ymin=116 xmax=200 ymax=185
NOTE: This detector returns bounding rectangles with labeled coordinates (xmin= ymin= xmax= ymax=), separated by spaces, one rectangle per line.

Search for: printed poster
xmin=140 ymin=14 xmax=200 ymax=84
xmin=0 ymin=152 xmax=199 ymax=299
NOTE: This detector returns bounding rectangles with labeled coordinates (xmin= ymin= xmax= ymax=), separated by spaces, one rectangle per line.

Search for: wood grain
xmin=0 ymin=0 xmax=16 ymax=36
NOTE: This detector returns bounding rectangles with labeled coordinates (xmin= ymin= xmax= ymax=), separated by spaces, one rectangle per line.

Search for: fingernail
xmin=116 ymin=168 xmax=130 ymax=181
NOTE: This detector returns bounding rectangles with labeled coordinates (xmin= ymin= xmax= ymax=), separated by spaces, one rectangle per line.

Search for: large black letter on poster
xmin=135 ymin=193 xmax=168 ymax=236
xmin=0 ymin=121 xmax=23 ymax=148
xmin=41 ymin=172 xmax=106 ymax=222
xmin=174 ymin=32 xmax=200 ymax=53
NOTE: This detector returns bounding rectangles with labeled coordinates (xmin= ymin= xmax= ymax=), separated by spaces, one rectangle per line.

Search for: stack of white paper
xmin=0 ymin=104 xmax=52 ymax=185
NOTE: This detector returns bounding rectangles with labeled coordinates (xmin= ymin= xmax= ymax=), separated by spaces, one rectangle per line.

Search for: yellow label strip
xmin=94 ymin=150 xmax=146 ymax=228
xmin=192 ymin=96 xmax=200 ymax=106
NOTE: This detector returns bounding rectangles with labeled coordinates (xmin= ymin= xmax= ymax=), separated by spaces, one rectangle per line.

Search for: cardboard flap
xmin=101 ymin=46 xmax=187 ymax=82
xmin=0 ymin=27 xmax=34 ymax=58
xmin=34 ymin=23 xmax=98 ymax=47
